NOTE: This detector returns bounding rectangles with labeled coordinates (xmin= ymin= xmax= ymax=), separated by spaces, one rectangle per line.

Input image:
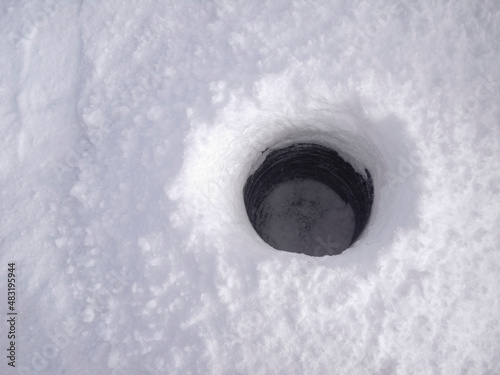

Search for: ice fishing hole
xmin=243 ymin=143 xmax=374 ymax=256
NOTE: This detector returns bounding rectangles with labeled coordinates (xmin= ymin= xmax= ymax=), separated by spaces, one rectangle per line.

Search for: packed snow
xmin=1 ymin=0 xmax=499 ymax=374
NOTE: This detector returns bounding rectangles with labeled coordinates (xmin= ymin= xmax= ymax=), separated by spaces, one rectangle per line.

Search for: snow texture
xmin=1 ymin=0 xmax=499 ymax=374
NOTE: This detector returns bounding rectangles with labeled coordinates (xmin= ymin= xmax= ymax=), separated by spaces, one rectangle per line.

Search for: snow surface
xmin=1 ymin=0 xmax=500 ymax=374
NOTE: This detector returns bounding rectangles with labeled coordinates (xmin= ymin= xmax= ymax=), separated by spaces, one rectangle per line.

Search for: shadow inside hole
xmin=243 ymin=143 xmax=374 ymax=256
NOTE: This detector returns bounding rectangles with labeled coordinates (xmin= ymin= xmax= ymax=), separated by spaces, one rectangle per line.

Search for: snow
xmin=1 ymin=0 xmax=499 ymax=374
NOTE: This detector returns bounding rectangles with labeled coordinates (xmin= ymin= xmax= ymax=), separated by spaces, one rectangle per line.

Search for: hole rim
xmin=243 ymin=142 xmax=374 ymax=256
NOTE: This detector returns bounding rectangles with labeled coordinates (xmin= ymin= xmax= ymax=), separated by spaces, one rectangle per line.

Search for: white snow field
xmin=1 ymin=0 xmax=499 ymax=374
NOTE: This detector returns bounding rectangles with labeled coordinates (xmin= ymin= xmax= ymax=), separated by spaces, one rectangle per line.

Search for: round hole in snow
xmin=243 ymin=143 xmax=374 ymax=256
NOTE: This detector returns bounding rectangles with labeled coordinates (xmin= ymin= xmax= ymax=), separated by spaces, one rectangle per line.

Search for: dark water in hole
xmin=259 ymin=179 xmax=355 ymax=256
xmin=244 ymin=142 xmax=374 ymax=256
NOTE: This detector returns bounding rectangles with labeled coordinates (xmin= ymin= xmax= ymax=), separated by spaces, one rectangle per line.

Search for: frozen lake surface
xmin=1 ymin=0 xmax=499 ymax=374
